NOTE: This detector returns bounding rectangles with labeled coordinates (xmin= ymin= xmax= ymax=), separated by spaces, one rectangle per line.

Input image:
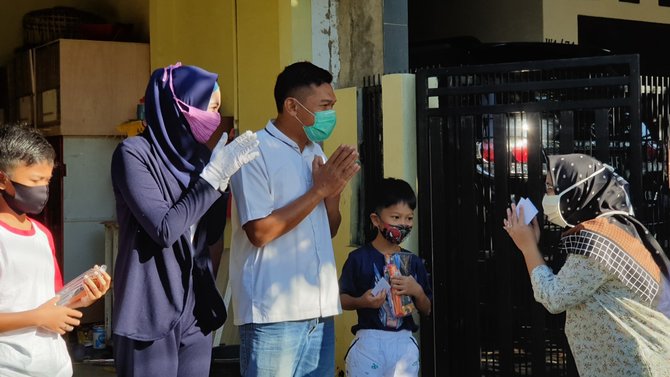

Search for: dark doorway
xmin=579 ymin=15 xmax=670 ymax=75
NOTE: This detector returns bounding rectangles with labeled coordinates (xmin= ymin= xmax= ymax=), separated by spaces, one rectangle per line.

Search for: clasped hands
xmin=312 ymin=145 xmax=360 ymax=199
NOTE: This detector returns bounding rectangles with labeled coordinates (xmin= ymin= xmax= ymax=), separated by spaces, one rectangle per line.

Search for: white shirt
xmin=0 ymin=219 xmax=72 ymax=377
xmin=229 ymin=121 xmax=342 ymax=325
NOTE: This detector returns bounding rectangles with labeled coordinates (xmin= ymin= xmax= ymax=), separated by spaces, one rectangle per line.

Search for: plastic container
xmin=56 ymin=265 xmax=107 ymax=306
xmin=92 ymin=325 xmax=106 ymax=349
xmin=136 ymin=97 xmax=145 ymax=120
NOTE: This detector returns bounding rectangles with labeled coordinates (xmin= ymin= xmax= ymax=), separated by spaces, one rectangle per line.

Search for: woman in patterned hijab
xmin=504 ymin=153 xmax=670 ymax=377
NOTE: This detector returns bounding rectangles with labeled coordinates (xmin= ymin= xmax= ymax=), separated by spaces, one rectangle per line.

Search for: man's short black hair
xmin=372 ymin=178 xmax=417 ymax=213
xmin=274 ymin=62 xmax=333 ymax=113
xmin=0 ymin=124 xmax=55 ymax=174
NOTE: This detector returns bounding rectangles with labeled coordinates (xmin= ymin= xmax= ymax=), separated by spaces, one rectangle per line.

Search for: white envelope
xmin=516 ymin=197 xmax=538 ymax=225
xmin=371 ymin=278 xmax=391 ymax=296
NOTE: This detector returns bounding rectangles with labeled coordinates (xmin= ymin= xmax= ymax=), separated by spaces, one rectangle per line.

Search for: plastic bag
xmin=384 ymin=253 xmax=416 ymax=318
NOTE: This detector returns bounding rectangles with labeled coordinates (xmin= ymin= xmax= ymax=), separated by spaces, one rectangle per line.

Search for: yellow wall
xmin=543 ymin=0 xmax=670 ymax=43
xmin=236 ymin=0 xmax=312 ymax=132
xmin=150 ymin=0 xmax=313 ymax=127
xmin=380 ymin=73 xmax=426 ymax=352
xmin=323 ymin=86 xmax=360 ymax=375
xmin=235 ymin=1 xmax=280 ymax=130
xmin=382 ymin=74 xmax=418 ymax=252
xmin=149 ymin=0 xmax=236 ymax=116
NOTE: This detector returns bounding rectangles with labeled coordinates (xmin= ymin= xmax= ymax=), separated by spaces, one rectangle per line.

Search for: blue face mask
xmin=294 ymin=100 xmax=337 ymax=142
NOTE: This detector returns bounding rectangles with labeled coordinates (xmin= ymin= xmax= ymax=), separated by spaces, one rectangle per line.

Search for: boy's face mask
xmin=1 ymin=180 xmax=49 ymax=215
xmin=293 ymin=99 xmax=336 ymax=142
xmin=377 ymin=218 xmax=412 ymax=245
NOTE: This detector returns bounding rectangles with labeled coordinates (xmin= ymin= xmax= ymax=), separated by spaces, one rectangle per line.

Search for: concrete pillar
xmin=383 ymin=0 xmax=409 ymax=73
xmin=334 ymin=0 xmax=409 ymax=87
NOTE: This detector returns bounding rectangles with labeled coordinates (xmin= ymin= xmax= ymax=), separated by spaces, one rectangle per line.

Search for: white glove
xmin=200 ymin=130 xmax=260 ymax=191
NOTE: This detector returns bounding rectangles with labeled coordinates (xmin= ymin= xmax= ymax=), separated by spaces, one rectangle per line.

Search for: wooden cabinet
xmin=34 ymin=39 xmax=149 ymax=136
xmin=3 ymin=50 xmax=35 ymax=126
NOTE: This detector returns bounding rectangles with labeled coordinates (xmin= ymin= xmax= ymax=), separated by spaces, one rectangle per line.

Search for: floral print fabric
xmin=531 ymin=255 xmax=670 ymax=377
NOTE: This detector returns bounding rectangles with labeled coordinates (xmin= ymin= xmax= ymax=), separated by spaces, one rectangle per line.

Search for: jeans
xmin=239 ymin=317 xmax=335 ymax=377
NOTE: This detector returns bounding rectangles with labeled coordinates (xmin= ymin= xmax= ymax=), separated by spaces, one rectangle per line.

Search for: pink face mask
xmin=164 ymin=63 xmax=221 ymax=144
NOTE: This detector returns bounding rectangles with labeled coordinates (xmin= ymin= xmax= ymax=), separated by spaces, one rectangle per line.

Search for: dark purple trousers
xmin=113 ymin=293 xmax=213 ymax=377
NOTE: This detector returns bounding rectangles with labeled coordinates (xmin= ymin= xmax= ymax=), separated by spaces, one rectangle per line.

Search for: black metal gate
xmin=359 ymin=75 xmax=384 ymax=244
xmin=415 ymin=55 xmax=670 ymax=377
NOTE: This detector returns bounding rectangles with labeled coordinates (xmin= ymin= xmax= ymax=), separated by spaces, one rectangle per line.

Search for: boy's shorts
xmin=344 ymin=329 xmax=420 ymax=377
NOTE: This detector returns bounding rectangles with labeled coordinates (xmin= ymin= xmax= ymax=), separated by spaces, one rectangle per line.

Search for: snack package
xmin=56 ymin=265 xmax=107 ymax=306
xmin=384 ymin=253 xmax=416 ymax=318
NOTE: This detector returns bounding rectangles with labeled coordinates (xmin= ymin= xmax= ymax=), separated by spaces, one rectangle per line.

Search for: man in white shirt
xmin=230 ymin=62 xmax=359 ymax=376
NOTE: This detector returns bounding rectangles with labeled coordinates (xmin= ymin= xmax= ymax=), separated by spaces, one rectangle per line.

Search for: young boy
xmin=0 ymin=125 xmax=111 ymax=377
xmin=339 ymin=178 xmax=432 ymax=377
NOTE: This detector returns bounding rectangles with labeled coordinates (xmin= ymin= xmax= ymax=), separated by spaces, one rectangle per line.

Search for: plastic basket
xmin=22 ymin=7 xmax=104 ymax=46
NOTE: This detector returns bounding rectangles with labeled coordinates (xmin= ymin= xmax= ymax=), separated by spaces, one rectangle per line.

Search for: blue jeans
xmin=239 ymin=317 xmax=335 ymax=377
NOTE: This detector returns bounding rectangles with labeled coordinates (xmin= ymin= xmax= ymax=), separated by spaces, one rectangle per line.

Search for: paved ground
xmin=72 ymin=360 xmax=240 ymax=376
xmin=70 ymin=344 xmax=240 ymax=376
xmin=73 ymin=363 xmax=117 ymax=376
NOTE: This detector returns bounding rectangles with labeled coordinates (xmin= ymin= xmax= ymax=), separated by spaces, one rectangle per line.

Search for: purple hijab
xmin=143 ymin=63 xmax=218 ymax=188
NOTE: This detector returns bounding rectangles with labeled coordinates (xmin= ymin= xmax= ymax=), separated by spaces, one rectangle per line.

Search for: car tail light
xmin=512 ymin=143 xmax=528 ymax=163
xmin=482 ymin=140 xmax=494 ymax=161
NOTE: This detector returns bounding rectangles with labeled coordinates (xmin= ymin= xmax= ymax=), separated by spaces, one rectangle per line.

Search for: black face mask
xmin=1 ymin=181 xmax=49 ymax=215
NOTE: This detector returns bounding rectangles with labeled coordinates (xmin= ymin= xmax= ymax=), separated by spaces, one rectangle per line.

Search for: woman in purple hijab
xmin=110 ymin=63 xmax=258 ymax=377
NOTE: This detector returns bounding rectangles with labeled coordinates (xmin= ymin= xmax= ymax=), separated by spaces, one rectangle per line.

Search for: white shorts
xmin=345 ymin=329 xmax=420 ymax=377
xmin=0 ymin=331 xmax=72 ymax=377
